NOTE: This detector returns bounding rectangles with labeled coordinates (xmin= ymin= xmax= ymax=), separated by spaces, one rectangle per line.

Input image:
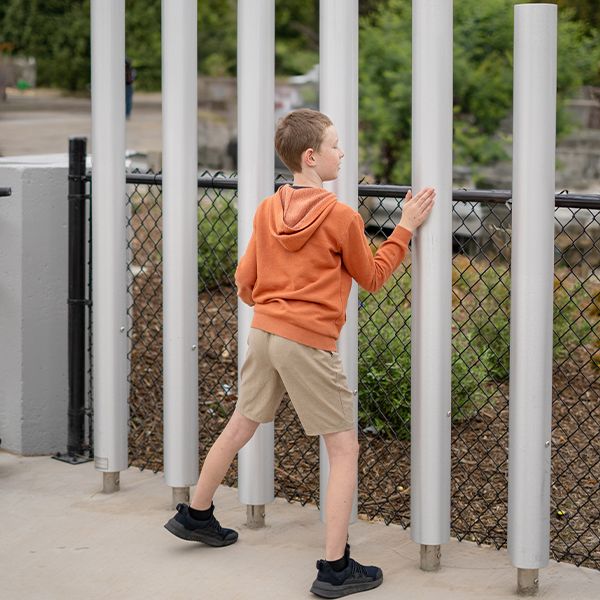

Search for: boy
xmin=165 ymin=108 xmax=435 ymax=597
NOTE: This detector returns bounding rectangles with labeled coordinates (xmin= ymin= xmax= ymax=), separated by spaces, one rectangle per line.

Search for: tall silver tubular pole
xmin=237 ymin=0 xmax=275 ymax=524
xmin=410 ymin=0 xmax=453 ymax=570
xmin=162 ymin=0 xmax=199 ymax=502
xmin=91 ymin=0 xmax=128 ymax=490
xmin=508 ymin=5 xmax=557 ymax=595
xmin=319 ymin=0 xmax=359 ymax=524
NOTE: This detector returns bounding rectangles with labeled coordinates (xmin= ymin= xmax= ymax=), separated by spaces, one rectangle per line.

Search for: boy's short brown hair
xmin=275 ymin=109 xmax=333 ymax=174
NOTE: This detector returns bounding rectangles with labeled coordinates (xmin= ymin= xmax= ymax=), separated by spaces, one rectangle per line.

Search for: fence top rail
xmin=106 ymin=171 xmax=600 ymax=209
xmin=0 ymin=187 xmax=12 ymax=197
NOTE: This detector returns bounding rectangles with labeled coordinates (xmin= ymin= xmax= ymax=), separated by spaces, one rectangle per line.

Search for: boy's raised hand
xmin=398 ymin=187 xmax=436 ymax=233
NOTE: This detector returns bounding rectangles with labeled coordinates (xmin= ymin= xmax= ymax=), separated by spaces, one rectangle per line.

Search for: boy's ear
xmin=303 ymin=147 xmax=316 ymax=166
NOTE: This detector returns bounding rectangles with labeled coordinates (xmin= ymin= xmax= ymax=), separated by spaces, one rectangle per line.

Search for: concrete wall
xmin=0 ymin=155 xmax=69 ymax=455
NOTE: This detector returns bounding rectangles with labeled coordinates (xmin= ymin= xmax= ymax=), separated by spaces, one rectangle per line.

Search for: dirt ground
xmin=121 ymin=186 xmax=599 ymax=571
xmin=125 ymin=270 xmax=600 ymax=571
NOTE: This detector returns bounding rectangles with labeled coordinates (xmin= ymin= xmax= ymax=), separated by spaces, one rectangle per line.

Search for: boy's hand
xmin=398 ymin=187 xmax=436 ymax=233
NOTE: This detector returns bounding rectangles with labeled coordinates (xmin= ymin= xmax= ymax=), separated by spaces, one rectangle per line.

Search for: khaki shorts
xmin=236 ymin=328 xmax=355 ymax=436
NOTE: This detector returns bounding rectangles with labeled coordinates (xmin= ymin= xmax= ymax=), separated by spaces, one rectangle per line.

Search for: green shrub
xmin=198 ymin=197 xmax=237 ymax=292
xmin=451 ymin=338 xmax=488 ymax=422
xmin=553 ymin=276 xmax=599 ymax=361
xmin=470 ymin=307 xmax=511 ymax=382
xmin=357 ymin=274 xmax=489 ymax=439
xmin=358 ymin=290 xmax=412 ymax=437
xmin=356 ymin=260 xmax=599 ymax=439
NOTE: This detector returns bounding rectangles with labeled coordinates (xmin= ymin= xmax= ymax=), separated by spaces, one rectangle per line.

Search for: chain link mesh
xmin=89 ymin=173 xmax=599 ymax=569
xmin=358 ymin=191 xmax=600 ymax=568
xmin=126 ymin=172 xmax=164 ymax=471
xmin=549 ymin=198 xmax=600 ymax=566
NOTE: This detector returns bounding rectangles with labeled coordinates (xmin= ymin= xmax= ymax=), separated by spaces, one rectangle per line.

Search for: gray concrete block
xmin=0 ymin=156 xmax=69 ymax=455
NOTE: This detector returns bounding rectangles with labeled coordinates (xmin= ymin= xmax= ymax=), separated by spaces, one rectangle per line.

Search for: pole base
xmin=517 ymin=568 xmax=539 ymax=596
xmin=246 ymin=504 xmax=266 ymax=529
xmin=420 ymin=544 xmax=441 ymax=571
xmin=102 ymin=471 xmax=120 ymax=493
xmin=172 ymin=487 xmax=190 ymax=509
xmin=52 ymin=452 xmax=93 ymax=465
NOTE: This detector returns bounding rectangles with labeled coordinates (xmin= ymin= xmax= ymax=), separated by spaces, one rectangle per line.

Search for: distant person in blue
xmin=125 ymin=58 xmax=136 ymax=119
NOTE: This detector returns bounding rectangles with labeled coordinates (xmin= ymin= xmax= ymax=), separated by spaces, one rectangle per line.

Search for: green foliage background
xmin=1 ymin=0 xmax=599 ymax=181
xmin=359 ymin=0 xmax=600 ymax=182
xmin=0 ymin=0 xmax=321 ymax=90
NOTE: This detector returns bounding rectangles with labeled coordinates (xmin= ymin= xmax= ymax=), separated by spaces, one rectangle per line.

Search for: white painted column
xmin=319 ymin=0 xmax=359 ymax=524
xmin=508 ymin=4 xmax=557 ymax=595
xmin=410 ymin=0 xmax=453 ymax=570
xmin=90 ymin=0 xmax=129 ymax=490
xmin=162 ymin=0 xmax=199 ymax=505
xmin=237 ymin=0 xmax=275 ymax=525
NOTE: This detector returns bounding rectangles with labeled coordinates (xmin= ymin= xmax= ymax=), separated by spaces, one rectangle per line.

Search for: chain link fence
xmin=89 ymin=171 xmax=599 ymax=569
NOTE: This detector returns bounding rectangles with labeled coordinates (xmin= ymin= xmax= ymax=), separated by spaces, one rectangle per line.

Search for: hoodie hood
xmin=269 ymin=185 xmax=338 ymax=252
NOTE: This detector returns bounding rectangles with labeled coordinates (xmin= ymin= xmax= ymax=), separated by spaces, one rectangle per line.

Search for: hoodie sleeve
xmin=340 ymin=213 xmax=412 ymax=293
xmin=235 ymin=231 xmax=257 ymax=306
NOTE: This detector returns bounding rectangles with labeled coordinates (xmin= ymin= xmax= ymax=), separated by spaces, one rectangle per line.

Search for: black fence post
xmin=54 ymin=137 xmax=92 ymax=464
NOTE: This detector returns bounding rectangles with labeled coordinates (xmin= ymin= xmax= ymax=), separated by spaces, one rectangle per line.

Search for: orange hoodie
xmin=235 ymin=184 xmax=412 ymax=351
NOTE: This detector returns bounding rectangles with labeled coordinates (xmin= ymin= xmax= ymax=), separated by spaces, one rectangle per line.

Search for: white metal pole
xmin=237 ymin=0 xmax=275 ymax=524
xmin=162 ymin=0 xmax=199 ymax=504
xmin=91 ymin=0 xmax=128 ymax=490
xmin=508 ymin=4 xmax=557 ymax=595
xmin=319 ymin=0 xmax=359 ymax=524
xmin=410 ymin=0 xmax=453 ymax=570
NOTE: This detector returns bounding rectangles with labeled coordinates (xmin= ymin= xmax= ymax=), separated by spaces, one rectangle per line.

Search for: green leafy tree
xmin=359 ymin=0 xmax=600 ymax=183
xmin=2 ymin=0 xmax=598 ymax=182
xmin=47 ymin=1 xmax=90 ymax=92
xmin=275 ymin=0 xmax=318 ymax=75
xmin=547 ymin=0 xmax=600 ymax=31
xmin=2 ymin=0 xmax=89 ymax=90
xmin=0 ymin=0 xmax=322 ymax=89
xmin=197 ymin=0 xmax=237 ymax=77
xmin=125 ymin=0 xmax=161 ymax=90
xmin=550 ymin=0 xmax=600 ymax=84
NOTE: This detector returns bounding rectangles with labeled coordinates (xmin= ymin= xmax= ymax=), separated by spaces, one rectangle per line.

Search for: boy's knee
xmin=224 ymin=412 xmax=259 ymax=445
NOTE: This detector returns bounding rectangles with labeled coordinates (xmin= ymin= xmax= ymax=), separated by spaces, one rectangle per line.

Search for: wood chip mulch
xmin=125 ymin=274 xmax=599 ymax=570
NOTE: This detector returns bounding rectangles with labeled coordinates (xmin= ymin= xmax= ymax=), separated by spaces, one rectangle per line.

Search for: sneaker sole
xmin=309 ymin=574 xmax=383 ymax=598
xmin=164 ymin=518 xmax=238 ymax=547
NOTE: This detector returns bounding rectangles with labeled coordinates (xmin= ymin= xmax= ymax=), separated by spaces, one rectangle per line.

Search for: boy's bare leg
xmin=322 ymin=428 xmax=359 ymax=561
xmin=190 ymin=410 xmax=260 ymax=510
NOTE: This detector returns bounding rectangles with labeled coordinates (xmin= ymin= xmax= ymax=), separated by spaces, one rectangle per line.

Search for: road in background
xmin=0 ymin=88 xmax=162 ymax=157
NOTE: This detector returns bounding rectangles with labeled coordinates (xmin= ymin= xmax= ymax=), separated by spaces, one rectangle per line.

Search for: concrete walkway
xmin=0 ymin=88 xmax=162 ymax=157
xmin=1 ymin=451 xmax=598 ymax=600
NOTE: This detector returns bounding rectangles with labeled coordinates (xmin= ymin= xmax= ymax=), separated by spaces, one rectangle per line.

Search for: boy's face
xmin=313 ymin=126 xmax=344 ymax=181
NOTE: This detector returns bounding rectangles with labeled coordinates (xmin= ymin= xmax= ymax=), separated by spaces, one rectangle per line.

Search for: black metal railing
xmin=55 ymin=138 xmax=92 ymax=465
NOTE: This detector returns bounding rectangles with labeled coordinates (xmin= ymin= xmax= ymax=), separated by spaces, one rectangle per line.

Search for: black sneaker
xmin=164 ymin=503 xmax=238 ymax=547
xmin=310 ymin=556 xmax=383 ymax=598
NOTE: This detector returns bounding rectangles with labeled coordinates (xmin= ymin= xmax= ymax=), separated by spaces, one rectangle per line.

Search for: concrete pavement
xmin=1 ymin=451 xmax=598 ymax=600
xmin=0 ymin=88 xmax=162 ymax=157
